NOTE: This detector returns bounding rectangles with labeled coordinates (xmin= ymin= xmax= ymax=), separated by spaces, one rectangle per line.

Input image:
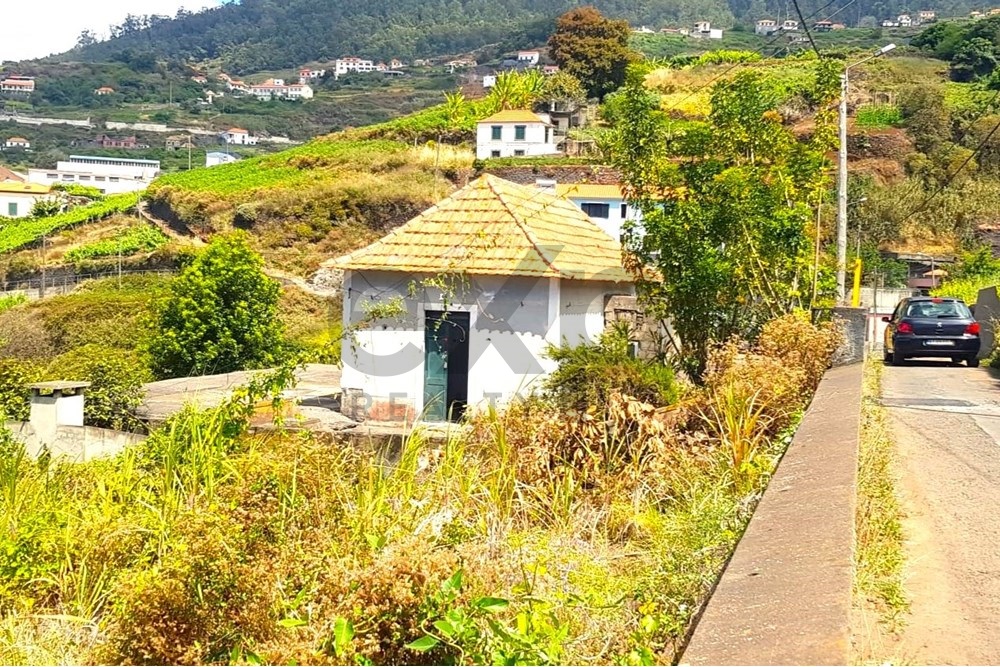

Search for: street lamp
xmin=837 ymin=43 xmax=896 ymax=304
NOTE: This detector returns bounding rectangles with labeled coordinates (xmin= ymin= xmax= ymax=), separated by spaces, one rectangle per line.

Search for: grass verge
xmin=855 ymin=358 xmax=907 ymax=623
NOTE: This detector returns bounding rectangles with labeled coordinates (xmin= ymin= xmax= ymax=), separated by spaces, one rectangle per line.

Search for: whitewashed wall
xmin=340 ymin=269 xmax=631 ymax=420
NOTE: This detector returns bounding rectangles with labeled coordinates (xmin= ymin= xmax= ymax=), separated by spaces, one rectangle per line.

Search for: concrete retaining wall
xmin=6 ymin=421 xmax=145 ymax=462
xmin=681 ymin=362 xmax=864 ymax=665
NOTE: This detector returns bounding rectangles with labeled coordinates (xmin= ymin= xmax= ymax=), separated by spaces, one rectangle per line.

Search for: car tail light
xmin=966 ymin=322 xmax=981 ymax=335
xmin=897 ymin=321 xmax=913 ymax=334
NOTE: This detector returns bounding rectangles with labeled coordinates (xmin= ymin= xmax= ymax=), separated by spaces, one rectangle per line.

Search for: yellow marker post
xmin=851 ymin=257 xmax=862 ymax=307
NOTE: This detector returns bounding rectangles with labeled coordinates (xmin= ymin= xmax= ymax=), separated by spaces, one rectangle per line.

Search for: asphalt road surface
xmin=881 ymin=359 xmax=1000 ymax=664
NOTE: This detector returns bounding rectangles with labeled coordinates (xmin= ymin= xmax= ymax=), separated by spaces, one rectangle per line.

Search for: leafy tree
xmin=607 ymin=62 xmax=838 ymax=375
xmin=45 ymin=345 xmax=151 ymax=431
xmin=0 ymin=359 xmax=40 ymax=421
xmin=547 ymin=7 xmax=637 ymax=99
xmin=899 ymin=85 xmax=952 ymax=155
xmin=951 ymin=246 xmax=1000 ymax=280
xmin=149 ymin=232 xmax=284 ymax=379
xmin=539 ymin=71 xmax=587 ymax=109
xmin=950 ymin=37 xmax=999 ymax=82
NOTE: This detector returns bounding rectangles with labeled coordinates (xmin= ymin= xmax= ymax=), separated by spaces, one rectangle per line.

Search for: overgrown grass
xmin=64 ymin=224 xmax=169 ymax=262
xmin=855 ymin=359 xmax=907 ymax=624
xmin=855 ymin=104 xmax=902 ymax=129
xmin=0 ymin=313 xmax=838 ymax=664
xmin=0 ymin=294 xmax=27 ymax=314
xmin=931 ymin=273 xmax=1000 ymax=305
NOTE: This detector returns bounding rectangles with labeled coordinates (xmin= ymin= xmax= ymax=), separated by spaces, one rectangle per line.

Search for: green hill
xmin=56 ymin=0 xmax=981 ymax=73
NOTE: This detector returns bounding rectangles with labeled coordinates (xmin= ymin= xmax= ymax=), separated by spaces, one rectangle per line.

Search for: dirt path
xmin=880 ymin=361 xmax=1000 ymax=664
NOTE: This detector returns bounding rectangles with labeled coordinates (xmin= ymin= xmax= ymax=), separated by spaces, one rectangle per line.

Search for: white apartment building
xmin=248 ymin=79 xmax=314 ymax=100
xmin=27 ymin=156 xmax=160 ymax=195
xmin=517 ymin=50 xmax=540 ymax=65
xmin=334 ymin=57 xmax=379 ymax=78
xmin=475 ymin=110 xmax=559 ymax=160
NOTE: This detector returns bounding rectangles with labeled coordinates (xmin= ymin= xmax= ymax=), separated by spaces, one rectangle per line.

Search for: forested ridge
xmin=59 ymin=0 xmax=981 ymax=73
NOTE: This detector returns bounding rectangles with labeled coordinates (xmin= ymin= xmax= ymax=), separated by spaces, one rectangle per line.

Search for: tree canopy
xmin=548 ymin=7 xmax=638 ymax=99
xmin=149 ymin=232 xmax=284 ymax=378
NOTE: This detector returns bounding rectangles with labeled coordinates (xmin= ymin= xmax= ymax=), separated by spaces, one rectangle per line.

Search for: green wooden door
xmin=423 ymin=311 xmax=448 ymax=422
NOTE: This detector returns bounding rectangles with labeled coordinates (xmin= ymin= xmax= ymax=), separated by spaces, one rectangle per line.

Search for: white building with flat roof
xmin=27 ymin=155 xmax=160 ymax=194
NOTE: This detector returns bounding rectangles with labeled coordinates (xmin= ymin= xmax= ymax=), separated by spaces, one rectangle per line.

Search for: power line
xmin=897 ymin=88 xmax=1000 ymax=226
xmin=791 ymin=0 xmax=821 ymax=57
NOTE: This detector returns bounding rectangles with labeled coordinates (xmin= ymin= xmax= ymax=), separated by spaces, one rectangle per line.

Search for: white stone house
xmin=4 ymin=136 xmax=30 ymax=149
xmin=552 ymin=182 xmax=644 ymax=244
xmin=327 ymin=174 xmax=633 ymax=423
xmin=334 ymin=57 xmax=378 ymax=78
xmin=221 ymin=128 xmax=258 ymax=145
xmin=782 ymin=19 xmax=800 ymax=30
xmin=0 ymin=182 xmax=52 ymax=218
xmin=475 ymin=110 xmax=559 ymax=160
xmin=755 ymin=19 xmax=778 ymax=34
xmin=897 ymin=14 xmax=912 ymax=26
xmin=0 ymin=76 xmax=35 ymax=94
xmin=517 ymin=50 xmax=540 ymax=65
xmin=206 ymin=152 xmax=240 ymax=167
xmin=919 ymin=10 xmax=936 ymax=21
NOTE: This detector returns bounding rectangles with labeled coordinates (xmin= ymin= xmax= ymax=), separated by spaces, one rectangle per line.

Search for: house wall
xmin=0 ymin=191 xmax=50 ymax=218
xmin=6 ymin=421 xmax=145 ymax=462
xmin=565 ymin=195 xmax=643 ymax=242
xmin=27 ymin=169 xmax=149 ymax=194
xmin=476 ymin=122 xmax=559 ymax=159
xmin=340 ymin=269 xmax=629 ymax=420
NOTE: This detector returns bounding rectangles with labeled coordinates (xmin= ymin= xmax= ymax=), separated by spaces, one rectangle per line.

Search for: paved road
xmin=881 ymin=360 xmax=1000 ymax=664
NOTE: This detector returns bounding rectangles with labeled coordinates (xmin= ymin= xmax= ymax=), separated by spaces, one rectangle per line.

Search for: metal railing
xmin=0 ymin=268 xmax=175 ymax=300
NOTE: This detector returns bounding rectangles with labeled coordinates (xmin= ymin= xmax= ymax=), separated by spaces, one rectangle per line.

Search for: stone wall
xmin=481 ymin=164 xmax=622 ymax=186
xmin=832 ymin=306 xmax=867 ymax=366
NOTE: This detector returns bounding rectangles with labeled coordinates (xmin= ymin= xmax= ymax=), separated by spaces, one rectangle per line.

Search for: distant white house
xmin=221 ymin=128 xmax=258 ymax=145
xmin=3 ymin=136 xmax=30 ymax=149
xmin=94 ymin=86 xmax=115 ymax=96
xmin=548 ymin=182 xmax=643 ymax=243
xmin=755 ymin=19 xmax=778 ymax=35
xmin=206 ymin=152 xmax=240 ymax=168
xmin=898 ymin=13 xmax=913 ymax=26
xmin=475 ymin=110 xmax=559 ymax=160
xmin=0 ymin=182 xmax=52 ymax=218
xmin=632 ymin=25 xmax=656 ymax=33
xmin=517 ymin=50 xmax=540 ymax=65
xmin=298 ymin=68 xmax=326 ymax=84
xmin=0 ymin=76 xmax=35 ymax=94
xmin=691 ymin=21 xmax=723 ymax=38
xmin=483 ymin=74 xmax=497 ymax=89
xmin=782 ymin=19 xmax=800 ymax=30
xmin=248 ymin=79 xmax=313 ymax=100
xmin=919 ymin=10 xmax=937 ymax=21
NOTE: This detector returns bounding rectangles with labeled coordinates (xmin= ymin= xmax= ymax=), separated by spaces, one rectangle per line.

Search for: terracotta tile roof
xmin=0 ymin=166 xmax=25 ymax=182
xmin=5 ymin=137 xmax=29 ymax=143
xmin=478 ymin=109 xmax=549 ymax=124
xmin=327 ymin=174 xmax=630 ymax=282
xmin=0 ymin=182 xmax=51 ymax=195
xmin=555 ymin=183 xmax=625 ymax=200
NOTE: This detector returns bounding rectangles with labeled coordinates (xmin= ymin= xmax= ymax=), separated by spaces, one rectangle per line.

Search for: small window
xmin=545 ymin=127 xmax=550 ymax=143
xmin=61 ymin=174 xmax=75 ymax=181
xmin=581 ymin=203 xmax=610 ymax=219
xmin=491 ymin=125 xmax=502 ymax=140
xmin=620 ymin=203 xmax=627 ymax=218
xmin=46 ymin=173 xmax=57 ymax=179
xmin=109 ymin=177 xmax=119 ymax=182
xmin=7 ymin=202 xmax=17 ymax=216
xmin=514 ymin=125 xmax=526 ymax=141
xmin=514 ymin=149 xmax=525 ymax=156
xmin=490 ymin=150 xmax=501 ymax=158
xmin=79 ymin=175 xmax=91 ymax=181
xmin=94 ymin=176 xmax=106 ymax=182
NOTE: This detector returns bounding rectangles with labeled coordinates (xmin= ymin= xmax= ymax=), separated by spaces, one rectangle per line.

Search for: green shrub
xmin=65 ymin=225 xmax=169 ymax=262
xmin=0 ymin=358 xmax=40 ymax=421
xmin=44 ymin=344 xmax=151 ymax=431
xmin=545 ymin=323 xmax=677 ymax=410
xmin=0 ymin=294 xmax=26 ymax=315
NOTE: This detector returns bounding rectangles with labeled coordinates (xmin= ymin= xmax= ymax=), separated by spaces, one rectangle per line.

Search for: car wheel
xmin=892 ymin=350 xmax=906 ymax=366
xmin=883 ymin=348 xmax=892 ymax=363
xmin=967 ymin=356 xmax=981 ymax=368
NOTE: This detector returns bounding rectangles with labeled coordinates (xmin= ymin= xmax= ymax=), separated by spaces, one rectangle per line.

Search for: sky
xmin=0 ymin=0 xmax=224 ymax=63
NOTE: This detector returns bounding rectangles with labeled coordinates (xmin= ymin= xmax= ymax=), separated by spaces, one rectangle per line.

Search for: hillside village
xmin=5 ymin=2 xmax=1000 ymax=665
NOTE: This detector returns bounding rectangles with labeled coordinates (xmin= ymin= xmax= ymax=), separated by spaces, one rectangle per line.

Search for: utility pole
xmin=836 ymin=71 xmax=849 ymax=304
xmin=837 ymin=43 xmax=896 ymax=303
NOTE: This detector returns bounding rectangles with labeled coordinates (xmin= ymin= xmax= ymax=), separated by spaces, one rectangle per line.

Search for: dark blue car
xmin=883 ymin=296 xmax=981 ymax=366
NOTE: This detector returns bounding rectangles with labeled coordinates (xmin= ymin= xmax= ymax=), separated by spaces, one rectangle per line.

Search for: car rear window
xmin=905 ymin=301 xmax=972 ymax=318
